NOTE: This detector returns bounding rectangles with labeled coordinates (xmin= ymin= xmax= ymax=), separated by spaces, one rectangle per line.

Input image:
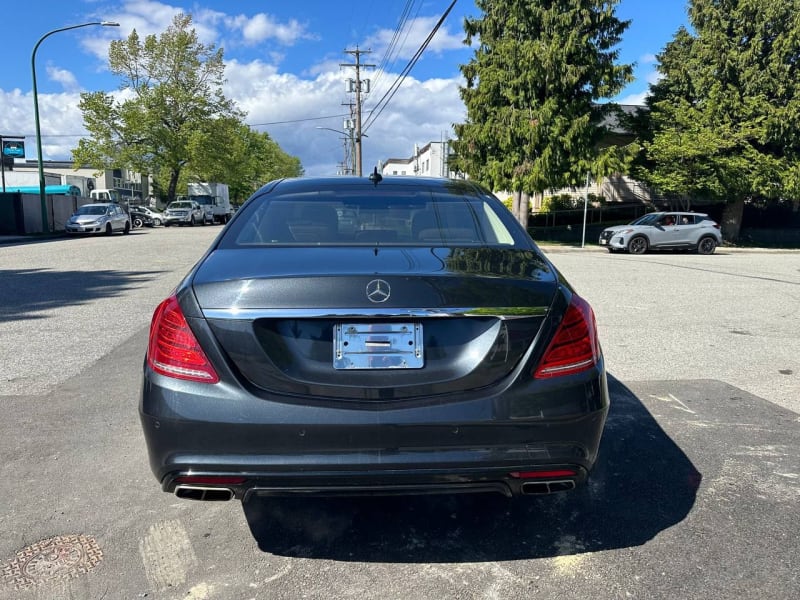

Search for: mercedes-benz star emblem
xmin=366 ymin=279 xmax=391 ymax=303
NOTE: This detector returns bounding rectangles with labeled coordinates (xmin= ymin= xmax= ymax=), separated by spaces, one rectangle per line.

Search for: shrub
xmin=540 ymin=194 xmax=575 ymax=213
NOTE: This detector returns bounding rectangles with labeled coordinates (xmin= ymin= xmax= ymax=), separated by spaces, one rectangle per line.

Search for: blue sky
xmin=0 ymin=0 xmax=690 ymax=176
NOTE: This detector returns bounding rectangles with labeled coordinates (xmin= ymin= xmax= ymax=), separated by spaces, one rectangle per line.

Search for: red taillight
xmin=534 ymin=294 xmax=600 ymax=378
xmin=147 ymin=295 xmax=219 ymax=383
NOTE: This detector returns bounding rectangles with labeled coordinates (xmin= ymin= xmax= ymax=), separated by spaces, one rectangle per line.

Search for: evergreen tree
xmin=639 ymin=0 xmax=800 ymax=241
xmin=452 ymin=0 xmax=633 ymax=225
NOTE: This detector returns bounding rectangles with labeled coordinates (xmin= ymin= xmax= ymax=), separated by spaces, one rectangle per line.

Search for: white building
xmin=379 ymin=131 xmax=655 ymax=211
xmin=380 ymin=141 xmax=458 ymax=178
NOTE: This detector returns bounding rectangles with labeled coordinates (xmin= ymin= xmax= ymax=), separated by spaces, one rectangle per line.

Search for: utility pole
xmin=341 ymin=48 xmax=374 ymax=177
xmin=341 ymin=101 xmax=356 ymax=175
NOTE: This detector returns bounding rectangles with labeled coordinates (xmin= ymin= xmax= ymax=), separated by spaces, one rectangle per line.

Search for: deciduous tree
xmin=73 ymin=14 xmax=301 ymax=203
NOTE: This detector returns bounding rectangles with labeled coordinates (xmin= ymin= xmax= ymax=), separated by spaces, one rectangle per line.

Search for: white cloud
xmin=79 ymin=3 xmax=313 ymax=75
xmin=80 ymin=0 xmax=205 ymax=62
xmin=45 ymin=66 xmax=80 ymax=93
xmin=227 ymin=13 xmax=310 ymax=46
xmin=364 ymin=16 xmax=465 ymax=63
xmin=223 ymin=59 xmax=464 ymax=176
xmin=617 ymin=91 xmax=649 ymax=106
xmin=647 ymin=70 xmax=664 ymax=86
xmin=640 ymin=53 xmax=658 ymax=64
xmin=0 ymin=88 xmax=88 ymax=161
xmin=2 ymin=2 xmax=467 ymax=177
xmin=1 ymin=53 xmax=466 ymax=175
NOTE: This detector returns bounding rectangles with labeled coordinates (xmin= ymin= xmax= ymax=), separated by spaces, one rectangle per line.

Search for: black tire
xmin=697 ymin=236 xmax=717 ymax=255
xmin=105 ymin=223 xmax=113 ymax=236
xmin=627 ymin=236 xmax=648 ymax=254
xmin=164 ymin=222 xmax=171 ymax=227
xmin=123 ymin=221 xmax=131 ymax=235
xmin=133 ymin=217 xmax=143 ymax=228
xmin=189 ymin=216 xmax=195 ymax=226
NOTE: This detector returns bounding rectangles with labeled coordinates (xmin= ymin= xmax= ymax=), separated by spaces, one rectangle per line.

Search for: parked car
xmin=140 ymin=175 xmax=609 ymax=502
xmin=66 ymin=203 xmax=131 ymax=236
xmin=598 ymin=211 xmax=722 ymax=254
xmin=163 ymin=200 xmax=204 ymax=227
xmin=130 ymin=206 xmax=155 ymax=228
xmin=134 ymin=206 xmax=164 ymax=226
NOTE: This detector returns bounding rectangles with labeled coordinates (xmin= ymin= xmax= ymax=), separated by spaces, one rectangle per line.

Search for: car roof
xmin=258 ymin=175 xmax=489 ymax=197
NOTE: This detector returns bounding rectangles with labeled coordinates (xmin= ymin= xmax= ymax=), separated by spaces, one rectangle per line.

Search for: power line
xmin=362 ymin=0 xmax=458 ymax=134
xmin=246 ymin=114 xmax=350 ymax=127
xmin=370 ymin=1 xmax=420 ymax=95
xmin=19 ymin=113 xmax=353 ymax=138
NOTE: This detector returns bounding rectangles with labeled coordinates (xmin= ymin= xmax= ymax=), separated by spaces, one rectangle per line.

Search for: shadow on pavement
xmin=242 ymin=375 xmax=701 ymax=562
xmin=0 ymin=268 xmax=164 ymax=323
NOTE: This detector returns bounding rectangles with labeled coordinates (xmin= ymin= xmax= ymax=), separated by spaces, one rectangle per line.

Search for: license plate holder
xmin=333 ymin=322 xmax=423 ymax=370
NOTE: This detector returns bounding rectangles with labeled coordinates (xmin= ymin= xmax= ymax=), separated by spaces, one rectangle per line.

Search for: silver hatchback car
xmin=65 ymin=203 xmax=131 ymax=236
xmin=599 ymin=212 xmax=722 ymax=254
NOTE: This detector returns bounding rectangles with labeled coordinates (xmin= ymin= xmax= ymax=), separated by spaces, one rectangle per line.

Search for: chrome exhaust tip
xmin=520 ymin=480 xmax=576 ymax=495
xmin=174 ymin=485 xmax=235 ymax=501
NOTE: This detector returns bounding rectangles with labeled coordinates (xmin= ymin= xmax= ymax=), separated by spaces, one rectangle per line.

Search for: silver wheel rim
xmin=629 ymin=238 xmax=646 ymax=254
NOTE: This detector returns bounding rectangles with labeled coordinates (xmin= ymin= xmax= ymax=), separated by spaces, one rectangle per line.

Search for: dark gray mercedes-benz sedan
xmin=140 ymin=175 xmax=609 ymax=502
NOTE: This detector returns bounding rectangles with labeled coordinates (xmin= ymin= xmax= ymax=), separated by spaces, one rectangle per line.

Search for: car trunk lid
xmin=191 ymin=247 xmax=557 ymax=400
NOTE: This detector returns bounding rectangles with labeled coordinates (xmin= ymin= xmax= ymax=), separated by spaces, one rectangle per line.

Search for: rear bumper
xmin=139 ymin=364 xmax=609 ymax=499
xmin=169 ymin=464 xmax=590 ymax=500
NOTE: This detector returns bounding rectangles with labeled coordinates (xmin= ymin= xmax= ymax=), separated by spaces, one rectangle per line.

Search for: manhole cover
xmin=1 ymin=534 xmax=103 ymax=590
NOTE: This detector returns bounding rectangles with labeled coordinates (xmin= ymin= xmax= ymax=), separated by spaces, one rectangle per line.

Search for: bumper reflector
xmin=509 ymin=469 xmax=577 ymax=479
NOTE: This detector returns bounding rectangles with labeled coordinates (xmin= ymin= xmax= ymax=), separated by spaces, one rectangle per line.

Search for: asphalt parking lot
xmin=0 ymin=228 xmax=798 ymax=599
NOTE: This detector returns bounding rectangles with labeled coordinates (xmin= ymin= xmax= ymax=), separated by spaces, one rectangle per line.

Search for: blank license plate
xmin=333 ymin=322 xmax=423 ymax=370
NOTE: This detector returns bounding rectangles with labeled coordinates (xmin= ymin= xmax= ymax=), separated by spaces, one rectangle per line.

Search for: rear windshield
xmin=220 ymin=185 xmax=526 ymax=248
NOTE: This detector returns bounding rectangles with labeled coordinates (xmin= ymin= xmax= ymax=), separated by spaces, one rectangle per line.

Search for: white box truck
xmin=187 ymin=182 xmax=232 ymax=224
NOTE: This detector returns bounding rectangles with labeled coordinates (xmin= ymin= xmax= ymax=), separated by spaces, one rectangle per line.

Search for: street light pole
xmin=315 ymin=127 xmax=367 ymax=175
xmin=32 ymin=21 xmax=119 ymax=233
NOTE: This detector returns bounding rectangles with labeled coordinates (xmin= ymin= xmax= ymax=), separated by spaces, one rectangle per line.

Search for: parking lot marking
xmin=649 ymin=393 xmax=696 ymax=414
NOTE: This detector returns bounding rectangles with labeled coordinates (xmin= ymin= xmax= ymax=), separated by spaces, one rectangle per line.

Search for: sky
xmin=0 ymin=0 xmax=691 ymax=178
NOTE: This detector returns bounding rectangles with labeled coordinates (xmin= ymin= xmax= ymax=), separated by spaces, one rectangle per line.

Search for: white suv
xmin=599 ymin=212 xmax=722 ymax=255
xmin=163 ymin=200 xmax=204 ymax=227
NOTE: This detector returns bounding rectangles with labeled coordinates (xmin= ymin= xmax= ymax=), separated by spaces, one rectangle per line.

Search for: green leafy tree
xmin=638 ymin=0 xmax=800 ymax=241
xmin=452 ymin=0 xmax=633 ymax=226
xmin=183 ymin=118 xmax=303 ymax=202
xmin=73 ymin=14 xmax=302 ymax=204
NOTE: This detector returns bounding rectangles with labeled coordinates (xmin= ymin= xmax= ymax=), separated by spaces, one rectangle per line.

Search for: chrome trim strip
xmin=202 ymin=306 xmax=548 ymax=320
